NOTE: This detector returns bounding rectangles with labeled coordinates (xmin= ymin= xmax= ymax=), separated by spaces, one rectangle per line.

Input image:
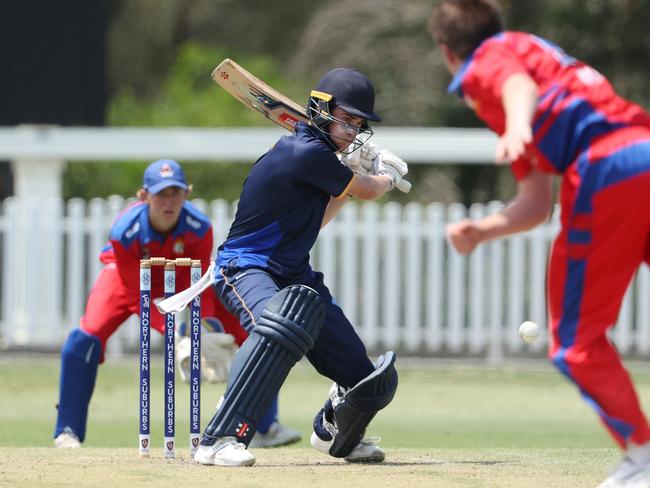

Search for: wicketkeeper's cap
xmin=143 ymin=159 xmax=189 ymax=194
xmin=314 ymin=68 xmax=381 ymax=122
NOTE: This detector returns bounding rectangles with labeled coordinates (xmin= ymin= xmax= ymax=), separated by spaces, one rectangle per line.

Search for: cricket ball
xmin=518 ymin=320 xmax=540 ymax=344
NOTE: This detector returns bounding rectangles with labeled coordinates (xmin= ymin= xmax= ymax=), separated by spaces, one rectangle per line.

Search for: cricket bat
xmin=211 ymin=58 xmax=411 ymax=193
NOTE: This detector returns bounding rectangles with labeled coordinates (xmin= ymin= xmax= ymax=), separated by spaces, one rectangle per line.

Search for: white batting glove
xmin=340 ymin=141 xmax=380 ymax=175
xmin=376 ymin=149 xmax=408 ymax=190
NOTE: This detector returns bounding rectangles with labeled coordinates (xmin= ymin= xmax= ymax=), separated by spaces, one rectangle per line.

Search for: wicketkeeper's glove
xmin=176 ymin=317 xmax=237 ymax=384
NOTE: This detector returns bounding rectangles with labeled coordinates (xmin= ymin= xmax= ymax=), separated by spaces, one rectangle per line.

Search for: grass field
xmin=2 ymin=354 xmax=649 ymax=487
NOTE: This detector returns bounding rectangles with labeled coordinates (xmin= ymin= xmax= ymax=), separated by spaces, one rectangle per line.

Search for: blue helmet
xmin=307 ymin=68 xmax=380 ymax=153
xmin=310 ymin=68 xmax=381 ymax=122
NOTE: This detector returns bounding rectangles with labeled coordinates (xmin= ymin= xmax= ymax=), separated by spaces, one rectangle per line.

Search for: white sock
xmin=627 ymin=441 xmax=650 ymax=464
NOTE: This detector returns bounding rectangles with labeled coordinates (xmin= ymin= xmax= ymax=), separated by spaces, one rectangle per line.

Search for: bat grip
xmin=396 ymin=179 xmax=412 ymax=193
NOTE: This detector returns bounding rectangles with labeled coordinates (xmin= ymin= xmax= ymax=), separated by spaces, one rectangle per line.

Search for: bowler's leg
xmin=548 ymin=174 xmax=650 ymax=449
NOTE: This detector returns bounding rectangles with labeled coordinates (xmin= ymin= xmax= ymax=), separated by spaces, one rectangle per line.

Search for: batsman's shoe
xmin=343 ymin=436 xmax=385 ymax=463
xmin=597 ymin=456 xmax=650 ymax=488
xmin=248 ymin=422 xmax=302 ymax=449
xmin=310 ymin=432 xmax=385 ymax=463
xmin=54 ymin=428 xmax=81 ymax=449
xmin=194 ymin=437 xmax=255 ymax=467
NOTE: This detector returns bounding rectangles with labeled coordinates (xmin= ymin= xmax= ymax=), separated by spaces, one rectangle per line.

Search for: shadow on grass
xmin=259 ymin=459 xmax=513 ymax=467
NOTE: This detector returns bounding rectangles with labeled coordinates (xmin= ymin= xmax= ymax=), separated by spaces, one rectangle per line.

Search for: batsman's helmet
xmin=307 ymin=68 xmax=380 ymax=152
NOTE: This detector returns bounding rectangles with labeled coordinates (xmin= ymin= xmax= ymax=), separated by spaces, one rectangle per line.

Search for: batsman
xmin=193 ymin=68 xmax=405 ymax=466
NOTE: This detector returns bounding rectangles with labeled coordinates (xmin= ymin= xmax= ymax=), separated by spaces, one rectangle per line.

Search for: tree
xmin=85 ymin=0 xmax=650 ymax=204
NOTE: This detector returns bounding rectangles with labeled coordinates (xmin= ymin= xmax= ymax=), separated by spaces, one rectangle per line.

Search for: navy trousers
xmin=214 ymin=265 xmax=375 ymax=388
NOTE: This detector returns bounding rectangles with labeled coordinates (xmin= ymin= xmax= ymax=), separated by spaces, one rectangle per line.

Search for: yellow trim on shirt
xmin=335 ymin=174 xmax=355 ymax=199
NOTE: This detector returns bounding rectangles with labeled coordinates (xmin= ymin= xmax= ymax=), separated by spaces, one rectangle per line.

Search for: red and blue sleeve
xmin=463 ymin=35 xmax=535 ymax=181
xmin=462 ymin=34 xmax=529 ymax=105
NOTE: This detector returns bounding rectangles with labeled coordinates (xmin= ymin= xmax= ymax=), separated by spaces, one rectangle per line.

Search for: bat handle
xmin=396 ymin=179 xmax=412 ymax=193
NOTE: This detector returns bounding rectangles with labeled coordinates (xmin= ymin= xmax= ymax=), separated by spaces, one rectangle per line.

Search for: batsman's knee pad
xmin=315 ymin=351 xmax=398 ymax=458
xmin=202 ymin=285 xmax=325 ymax=445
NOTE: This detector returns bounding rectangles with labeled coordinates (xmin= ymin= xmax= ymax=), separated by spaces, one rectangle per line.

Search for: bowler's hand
xmin=495 ymin=125 xmax=532 ymax=164
xmin=446 ymin=219 xmax=481 ymax=255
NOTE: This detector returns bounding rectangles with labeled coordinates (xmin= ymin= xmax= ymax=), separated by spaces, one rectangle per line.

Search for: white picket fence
xmin=1 ymin=196 xmax=648 ymax=361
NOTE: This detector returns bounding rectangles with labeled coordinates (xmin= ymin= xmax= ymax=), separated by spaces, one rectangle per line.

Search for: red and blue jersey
xmin=217 ymin=122 xmax=353 ymax=279
xmin=100 ymin=200 xmax=213 ymax=302
xmin=448 ymin=31 xmax=650 ymax=182
xmin=449 ymin=32 xmax=650 ymax=448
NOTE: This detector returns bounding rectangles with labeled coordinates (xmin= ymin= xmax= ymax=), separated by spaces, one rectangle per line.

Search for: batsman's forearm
xmin=321 ymin=195 xmax=350 ymax=228
xmin=348 ymin=174 xmax=393 ymax=200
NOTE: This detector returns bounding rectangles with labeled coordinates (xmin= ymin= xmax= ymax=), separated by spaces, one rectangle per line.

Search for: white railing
xmin=0 ymin=126 xmax=498 ymax=201
xmin=1 ymin=197 xmax=648 ymax=361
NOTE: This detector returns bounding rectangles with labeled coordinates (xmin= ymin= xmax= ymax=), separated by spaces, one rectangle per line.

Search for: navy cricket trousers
xmin=214 ymin=264 xmax=375 ymax=388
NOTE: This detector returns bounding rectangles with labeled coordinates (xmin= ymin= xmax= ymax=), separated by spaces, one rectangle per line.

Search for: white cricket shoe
xmin=54 ymin=429 xmax=81 ymax=449
xmin=310 ymin=432 xmax=385 ymax=463
xmin=344 ymin=437 xmax=385 ymax=463
xmin=194 ymin=437 xmax=255 ymax=467
xmin=248 ymin=422 xmax=301 ymax=448
xmin=597 ymin=456 xmax=650 ymax=488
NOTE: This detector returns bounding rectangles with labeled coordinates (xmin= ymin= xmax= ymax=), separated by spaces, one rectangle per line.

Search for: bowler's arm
xmin=447 ymin=170 xmax=553 ymax=255
xmin=496 ymin=73 xmax=539 ymax=163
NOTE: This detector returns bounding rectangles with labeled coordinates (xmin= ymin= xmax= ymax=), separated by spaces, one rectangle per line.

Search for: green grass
xmin=0 ymin=355 xmax=625 ymax=449
xmin=2 ymin=354 xmax=648 ymax=486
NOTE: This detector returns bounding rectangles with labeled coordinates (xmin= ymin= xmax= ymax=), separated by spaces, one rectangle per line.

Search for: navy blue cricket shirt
xmin=216 ymin=122 xmax=354 ymax=278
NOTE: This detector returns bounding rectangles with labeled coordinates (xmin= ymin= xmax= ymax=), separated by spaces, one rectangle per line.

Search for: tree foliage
xmin=67 ymin=43 xmax=310 ymax=201
xmin=108 ymin=43 xmax=308 ymax=127
xmin=67 ymin=0 xmax=650 ymax=204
